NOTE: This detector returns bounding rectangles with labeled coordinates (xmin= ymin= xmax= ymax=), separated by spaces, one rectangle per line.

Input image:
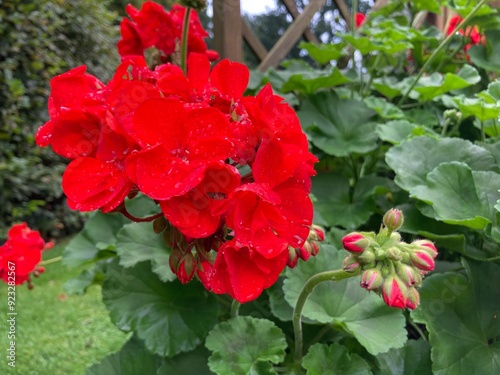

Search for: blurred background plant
xmin=0 ymin=0 xmax=119 ymax=239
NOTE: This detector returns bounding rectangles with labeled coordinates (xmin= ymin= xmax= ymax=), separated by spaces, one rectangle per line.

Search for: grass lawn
xmin=0 ymin=238 xmax=130 ymax=374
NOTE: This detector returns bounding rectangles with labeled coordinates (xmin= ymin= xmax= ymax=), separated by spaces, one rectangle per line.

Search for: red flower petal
xmin=62 ymin=157 xmax=130 ymax=211
xmin=210 ymin=59 xmax=249 ymax=99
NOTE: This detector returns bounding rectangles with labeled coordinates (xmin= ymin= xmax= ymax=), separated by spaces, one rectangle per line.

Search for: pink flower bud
xmin=383 ymin=208 xmax=404 ymax=232
xmin=382 ymin=276 xmax=407 ymax=309
xmin=342 ymin=255 xmax=360 ymax=272
xmin=287 ymin=247 xmax=299 ymax=268
xmin=311 ymin=242 xmax=320 ymax=256
xmin=412 ymin=240 xmax=438 ymax=259
xmin=360 ymin=269 xmax=383 ymax=290
xmin=405 ymin=287 xmax=420 ymax=310
xmin=311 ymin=225 xmax=325 ymax=242
xmin=342 ymin=233 xmax=369 ymax=254
xmin=410 ymin=250 xmax=435 ymax=272
xmin=299 ymin=242 xmax=312 ymax=261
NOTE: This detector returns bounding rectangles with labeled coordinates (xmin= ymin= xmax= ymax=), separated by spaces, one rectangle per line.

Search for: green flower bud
xmin=383 ymin=208 xmax=404 ymax=232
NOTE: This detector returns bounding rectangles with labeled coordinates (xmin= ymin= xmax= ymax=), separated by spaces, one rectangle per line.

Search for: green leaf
xmin=63 ymin=212 xmax=127 ymax=267
xmin=411 ymin=259 xmax=500 ymax=375
xmin=363 ymin=96 xmax=405 ymax=120
xmin=411 ymin=162 xmax=500 ymax=229
xmin=284 ymin=245 xmax=407 ymax=355
xmin=448 ymin=0 xmax=495 ymax=18
xmin=386 ymin=136 xmax=497 ymax=192
xmin=86 ymin=336 xmax=161 ymax=375
xmin=342 ymin=34 xmax=412 ymax=55
xmin=312 ymin=173 xmax=384 ymax=229
xmin=376 ymin=339 xmax=432 ymax=375
xmin=103 ymin=261 xmax=219 ymax=357
xmin=115 ymin=222 xmax=175 ymax=282
xmin=299 ymin=92 xmax=377 ymax=157
xmin=376 ymin=120 xmax=434 ymax=145
xmin=280 ymin=68 xmax=351 ymax=95
xmin=158 ymin=346 xmax=213 ymax=375
xmin=205 ymin=316 xmax=287 ymax=375
xmin=412 ymin=0 xmax=443 ymax=13
xmin=410 ymin=65 xmax=481 ymax=101
xmin=468 ymin=30 xmax=500 ymax=72
xmin=302 ymin=343 xmax=372 ymax=375
xmin=64 ymin=267 xmax=99 ymax=295
xmin=454 ymin=96 xmax=500 ymax=122
xmin=300 ymin=41 xmax=346 ymax=65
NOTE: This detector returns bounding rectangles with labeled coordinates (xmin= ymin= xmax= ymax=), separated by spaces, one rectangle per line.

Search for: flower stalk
xmin=180 ymin=6 xmax=192 ymax=74
xmin=293 ymin=268 xmax=360 ymax=364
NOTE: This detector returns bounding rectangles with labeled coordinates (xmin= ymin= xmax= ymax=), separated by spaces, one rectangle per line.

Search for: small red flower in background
xmin=355 ymin=13 xmax=366 ymax=28
xmin=446 ymin=15 xmax=485 ymax=57
xmin=0 ymin=223 xmax=53 ymax=287
xmin=118 ymin=1 xmax=219 ymax=62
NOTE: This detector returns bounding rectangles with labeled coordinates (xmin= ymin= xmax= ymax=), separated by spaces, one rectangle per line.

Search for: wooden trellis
xmin=212 ymin=0 xmax=459 ymax=71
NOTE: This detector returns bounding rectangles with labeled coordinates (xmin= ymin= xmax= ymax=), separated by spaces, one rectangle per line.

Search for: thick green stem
xmin=293 ymin=268 xmax=360 ymax=364
xmin=180 ymin=7 xmax=192 ymax=74
xmin=397 ymin=0 xmax=488 ymax=106
xmin=230 ymin=299 xmax=240 ymax=318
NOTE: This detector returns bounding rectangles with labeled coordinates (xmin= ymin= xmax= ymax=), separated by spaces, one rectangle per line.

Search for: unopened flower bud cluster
xmin=287 ymin=225 xmax=325 ymax=268
xmin=341 ymin=209 xmax=437 ymax=310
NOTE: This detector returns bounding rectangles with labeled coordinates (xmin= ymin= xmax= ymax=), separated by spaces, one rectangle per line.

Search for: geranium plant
xmin=4 ymin=0 xmax=500 ymax=373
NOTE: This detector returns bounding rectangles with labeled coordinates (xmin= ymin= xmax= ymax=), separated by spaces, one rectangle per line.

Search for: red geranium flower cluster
xmin=0 ymin=223 xmax=52 ymax=287
xmin=36 ymin=3 xmax=318 ymax=303
xmin=446 ymin=15 xmax=485 ymax=58
xmin=118 ymin=1 xmax=218 ymax=62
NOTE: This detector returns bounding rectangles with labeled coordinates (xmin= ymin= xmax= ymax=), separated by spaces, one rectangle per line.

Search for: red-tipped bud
xmin=342 ymin=233 xmax=369 ymax=253
xmin=169 ymin=248 xmax=183 ymax=275
xmin=287 ymin=247 xmax=299 ymax=268
xmin=383 ymin=208 xmax=404 ymax=232
xmin=412 ymin=240 xmax=438 ymax=259
xmin=176 ymin=252 xmax=196 ymax=284
xmin=311 ymin=242 xmax=320 ymax=256
xmin=44 ymin=242 xmax=54 ymax=250
xmin=410 ymin=250 xmax=435 ymax=272
xmin=342 ymin=255 xmax=361 ymax=272
xmin=405 ymin=287 xmax=420 ymax=310
xmin=396 ymin=264 xmax=419 ymax=287
xmin=299 ymin=242 xmax=312 ymax=261
xmin=153 ymin=216 xmax=168 ymax=234
xmin=311 ymin=225 xmax=325 ymax=242
xmin=382 ymin=276 xmax=407 ymax=309
xmin=360 ymin=269 xmax=383 ymax=290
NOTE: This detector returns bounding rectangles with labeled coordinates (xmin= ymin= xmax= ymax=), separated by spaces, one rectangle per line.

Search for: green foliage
xmin=302 ymin=343 xmax=372 ymax=375
xmin=0 ymin=0 xmax=119 ymax=239
xmin=53 ymin=0 xmax=500 ymax=373
xmin=205 ymin=316 xmax=287 ymax=375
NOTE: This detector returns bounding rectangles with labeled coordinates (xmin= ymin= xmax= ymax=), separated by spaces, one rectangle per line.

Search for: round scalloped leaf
xmin=115 ymin=222 xmax=175 ymax=282
xmin=411 ymin=259 xmax=500 ymax=375
xmin=205 ymin=316 xmax=287 ymax=375
xmin=302 ymin=343 xmax=372 ymax=375
xmin=103 ymin=261 xmax=219 ymax=357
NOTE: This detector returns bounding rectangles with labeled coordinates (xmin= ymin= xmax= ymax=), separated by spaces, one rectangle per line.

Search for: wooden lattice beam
xmin=241 ymin=18 xmax=268 ymax=62
xmin=281 ymin=0 xmax=320 ymax=44
xmin=258 ymin=0 xmax=328 ymax=71
xmin=213 ymin=0 xmax=243 ymax=61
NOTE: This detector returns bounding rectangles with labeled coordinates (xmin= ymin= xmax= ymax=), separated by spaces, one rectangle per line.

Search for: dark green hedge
xmin=0 ymin=0 xmax=119 ymax=239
